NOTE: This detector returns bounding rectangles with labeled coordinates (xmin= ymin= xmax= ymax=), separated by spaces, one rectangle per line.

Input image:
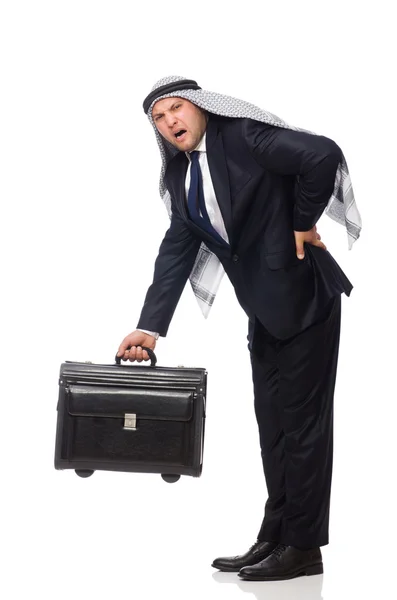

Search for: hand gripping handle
xmin=115 ymin=345 xmax=157 ymax=367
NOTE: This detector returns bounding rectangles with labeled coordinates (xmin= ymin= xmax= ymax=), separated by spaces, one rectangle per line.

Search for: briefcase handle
xmin=114 ymin=346 xmax=157 ymax=367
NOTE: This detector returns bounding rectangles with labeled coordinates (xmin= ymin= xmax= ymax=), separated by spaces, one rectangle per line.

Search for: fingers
xmin=314 ymin=239 xmax=327 ymax=251
xmin=119 ymin=347 xmax=132 ymax=361
xmin=314 ymin=229 xmax=326 ymax=248
xmin=295 ymin=229 xmax=327 ymax=259
xmin=294 ymin=230 xmax=306 ymax=259
xmin=296 ymin=243 xmax=305 ymax=259
xmin=134 ymin=347 xmax=150 ymax=362
xmin=116 ymin=341 xmax=129 ymax=358
xmin=117 ymin=332 xmax=155 ymax=363
xmin=120 ymin=345 xmax=150 ymax=363
xmin=116 ymin=344 xmax=125 ymax=357
xmin=295 ymin=236 xmax=305 ymax=259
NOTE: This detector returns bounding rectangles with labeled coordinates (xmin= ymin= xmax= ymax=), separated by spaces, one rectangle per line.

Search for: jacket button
xmin=232 ymin=254 xmax=239 ymax=262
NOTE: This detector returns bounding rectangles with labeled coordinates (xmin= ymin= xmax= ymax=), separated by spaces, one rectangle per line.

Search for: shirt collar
xmin=185 ymin=131 xmax=207 ymax=161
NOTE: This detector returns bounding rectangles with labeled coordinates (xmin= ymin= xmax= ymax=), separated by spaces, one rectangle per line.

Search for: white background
xmin=1 ymin=1 xmax=395 ymax=599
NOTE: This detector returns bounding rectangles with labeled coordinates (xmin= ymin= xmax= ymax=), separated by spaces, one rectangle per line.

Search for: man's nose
xmin=165 ymin=113 xmax=177 ymax=127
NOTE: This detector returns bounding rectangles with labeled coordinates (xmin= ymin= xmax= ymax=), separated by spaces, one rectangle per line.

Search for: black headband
xmin=142 ymin=79 xmax=202 ymax=114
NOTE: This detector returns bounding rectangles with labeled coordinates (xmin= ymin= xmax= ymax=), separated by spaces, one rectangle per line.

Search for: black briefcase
xmin=54 ymin=347 xmax=207 ymax=483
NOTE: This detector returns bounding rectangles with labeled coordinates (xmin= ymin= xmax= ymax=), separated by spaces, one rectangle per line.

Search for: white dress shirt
xmin=184 ymin=132 xmax=229 ymax=243
xmin=137 ymin=131 xmax=228 ymax=340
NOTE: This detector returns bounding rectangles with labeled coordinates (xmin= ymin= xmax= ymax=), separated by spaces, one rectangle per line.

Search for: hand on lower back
xmin=294 ymin=225 xmax=326 ymax=259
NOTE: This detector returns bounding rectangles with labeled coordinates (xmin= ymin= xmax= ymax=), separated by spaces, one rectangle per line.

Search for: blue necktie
xmin=187 ymin=151 xmax=228 ymax=246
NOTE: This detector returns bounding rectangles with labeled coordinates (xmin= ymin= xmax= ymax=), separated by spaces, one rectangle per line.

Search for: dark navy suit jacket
xmin=137 ymin=113 xmax=353 ymax=341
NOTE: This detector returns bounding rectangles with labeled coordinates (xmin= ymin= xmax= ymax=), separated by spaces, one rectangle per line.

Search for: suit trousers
xmin=249 ymin=293 xmax=342 ymax=549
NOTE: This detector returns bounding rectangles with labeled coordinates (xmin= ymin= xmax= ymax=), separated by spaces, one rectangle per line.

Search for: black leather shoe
xmin=238 ymin=544 xmax=323 ymax=581
xmin=211 ymin=540 xmax=278 ymax=572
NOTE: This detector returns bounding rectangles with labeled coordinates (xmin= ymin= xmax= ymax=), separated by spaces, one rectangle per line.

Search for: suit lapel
xmin=205 ymin=116 xmax=233 ymax=246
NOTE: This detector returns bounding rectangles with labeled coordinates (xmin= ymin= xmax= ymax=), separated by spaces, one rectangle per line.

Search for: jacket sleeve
xmin=242 ymin=117 xmax=343 ymax=231
xmin=136 ymin=206 xmax=201 ymax=337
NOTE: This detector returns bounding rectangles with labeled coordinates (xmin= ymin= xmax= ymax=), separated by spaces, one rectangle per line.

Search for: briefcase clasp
xmin=124 ymin=413 xmax=137 ymax=430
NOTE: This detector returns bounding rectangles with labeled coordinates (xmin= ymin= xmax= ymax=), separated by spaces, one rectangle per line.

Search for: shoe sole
xmin=238 ymin=562 xmax=323 ymax=581
xmin=211 ymin=563 xmax=240 ymax=572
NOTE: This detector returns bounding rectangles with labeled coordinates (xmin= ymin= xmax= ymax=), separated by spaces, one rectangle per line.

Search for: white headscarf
xmin=143 ymin=75 xmax=362 ymax=317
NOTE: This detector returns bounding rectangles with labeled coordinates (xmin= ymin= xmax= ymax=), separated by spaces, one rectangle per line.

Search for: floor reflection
xmin=212 ymin=571 xmax=323 ymax=600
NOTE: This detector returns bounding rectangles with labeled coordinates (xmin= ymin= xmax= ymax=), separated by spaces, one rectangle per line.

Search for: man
xmin=116 ymin=76 xmax=361 ymax=581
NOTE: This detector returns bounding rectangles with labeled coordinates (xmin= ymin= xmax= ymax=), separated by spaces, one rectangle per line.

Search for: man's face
xmin=152 ymin=97 xmax=208 ymax=152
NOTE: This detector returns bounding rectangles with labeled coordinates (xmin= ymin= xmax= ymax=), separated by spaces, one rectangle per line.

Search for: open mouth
xmin=175 ymin=129 xmax=187 ymax=141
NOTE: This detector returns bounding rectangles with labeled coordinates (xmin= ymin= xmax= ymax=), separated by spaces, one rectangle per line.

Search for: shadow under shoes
xmin=211 ymin=540 xmax=278 ymax=572
xmin=238 ymin=544 xmax=323 ymax=581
